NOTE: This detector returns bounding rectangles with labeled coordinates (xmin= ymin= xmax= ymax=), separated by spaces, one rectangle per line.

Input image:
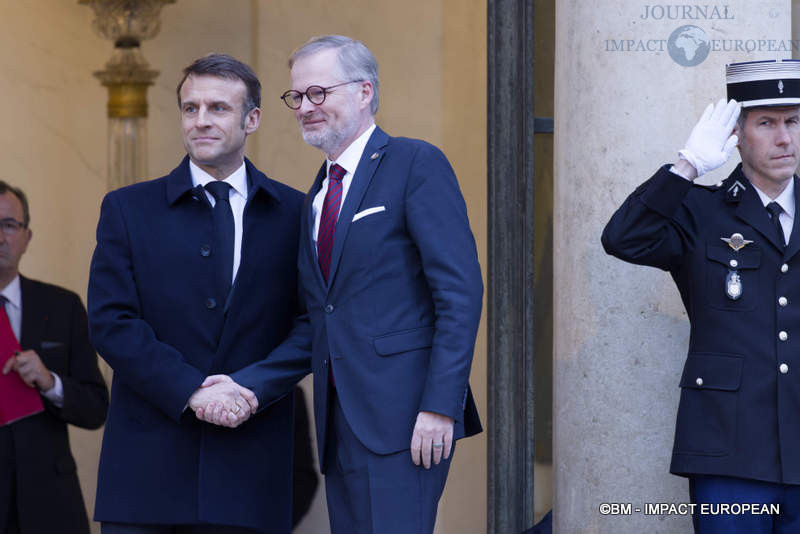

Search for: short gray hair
xmin=289 ymin=35 xmax=379 ymax=115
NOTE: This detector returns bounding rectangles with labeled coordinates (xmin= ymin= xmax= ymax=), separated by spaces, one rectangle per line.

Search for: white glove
xmin=678 ymin=98 xmax=740 ymax=177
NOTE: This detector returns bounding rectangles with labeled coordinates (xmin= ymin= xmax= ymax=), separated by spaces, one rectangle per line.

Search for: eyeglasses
xmin=0 ymin=218 xmax=25 ymax=236
xmin=280 ymin=80 xmax=364 ymax=110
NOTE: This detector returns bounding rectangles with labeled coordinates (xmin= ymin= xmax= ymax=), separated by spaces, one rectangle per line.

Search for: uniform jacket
xmin=88 ymin=157 xmax=303 ymax=532
xmin=602 ymin=163 xmax=800 ymax=483
xmin=0 ymin=276 xmax=108 ymax=534
xmin=234 ymin=127 xmax=483 ymax=467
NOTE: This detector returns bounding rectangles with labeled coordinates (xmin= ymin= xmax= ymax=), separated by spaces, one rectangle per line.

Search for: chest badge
xmin=721 ymin=232 xmax=753 ymax=251
xmin=726 ymin=270 xmax=742 ymax=300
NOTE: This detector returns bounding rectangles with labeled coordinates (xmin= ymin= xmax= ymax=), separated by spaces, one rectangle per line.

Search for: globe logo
xmin=668 ymin=25 xmax=711 ymax=67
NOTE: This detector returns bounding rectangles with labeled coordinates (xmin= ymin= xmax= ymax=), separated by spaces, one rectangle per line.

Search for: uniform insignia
xmin=726 ymin=180 xmax=747 ymax=203
xmin=726 ymin=269 xmax=742 ymax=300
xmin=728 ymin=180 xmax=746 ymax=196
xmin=370 ymin=152 xmax=379 ymax=160
xmin=779 ymin=80 xmax=785 ymax=94
xmin=721 ymin=232 xmax=753 ymax=251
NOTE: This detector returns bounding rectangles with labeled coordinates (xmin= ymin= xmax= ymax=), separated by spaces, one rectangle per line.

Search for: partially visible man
xmin=88 ymin=54 xmax=304 ymax=533
xmin=198 ymin=35 xmax=484 ymax=534
xmin=0 ymin=181 xmax=108 ymax=534
xmin=603 ymin=59 xmax=800 ymax=532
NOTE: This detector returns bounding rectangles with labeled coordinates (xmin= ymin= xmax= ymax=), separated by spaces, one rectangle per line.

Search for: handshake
xmin=188 ymin=375 xmax=257 ymax=428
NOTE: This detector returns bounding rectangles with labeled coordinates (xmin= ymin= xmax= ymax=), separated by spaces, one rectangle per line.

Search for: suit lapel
xmin=326 ymin=128 xmax=389 ymax=288
xmin=19 ymin=276 xmax=45 ymax=353
xmin=784 ymin=175 xmax=800 ymax=261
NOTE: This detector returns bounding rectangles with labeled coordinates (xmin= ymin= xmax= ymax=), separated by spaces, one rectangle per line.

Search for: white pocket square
xmin=352 ymin=206 xmax=386 ymax=222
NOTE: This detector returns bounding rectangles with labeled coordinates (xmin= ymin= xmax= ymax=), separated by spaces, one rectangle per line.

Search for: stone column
xmin=487 ymin=0 xmax=536 ymax=532
xmin=554 ymin=2 xmax=790 ymax=532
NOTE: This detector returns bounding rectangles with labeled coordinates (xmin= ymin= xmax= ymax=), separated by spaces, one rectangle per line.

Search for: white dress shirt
xmin=190 ymin=160 xmax=248 ymax=284
xmin=1 ymin=274 xmax=63 ymax=406
xmin=753 ymin=179 xmax=795 ymax=245
xmin=312 ymin=123 xmax=377 ymax=249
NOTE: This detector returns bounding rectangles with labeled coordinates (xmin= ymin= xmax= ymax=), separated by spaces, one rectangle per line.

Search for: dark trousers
xmin=324 ymin=392 xmax=452 ymax=534
xmin=101 ymin=524 xmax=260 ymax=534
xmin=691 ymin=475 xmax=800 ymax=533
xmin=0 ymin=427 xmax=18 ymax=534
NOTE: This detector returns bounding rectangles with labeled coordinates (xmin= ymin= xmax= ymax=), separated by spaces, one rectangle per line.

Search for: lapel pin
xmin=721 ymin=232 xmax=753 ymax=251
xmin=370 ymin=152 xmax=379 ymax=160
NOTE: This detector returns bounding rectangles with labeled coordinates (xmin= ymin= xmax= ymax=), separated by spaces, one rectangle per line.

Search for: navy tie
xmin=205 ymin=181 xmax=235 ymax=295
xmin=767 ymin=201 xmax=786 ymax=249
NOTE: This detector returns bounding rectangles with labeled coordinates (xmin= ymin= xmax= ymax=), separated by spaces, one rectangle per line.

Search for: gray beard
xmin=301 ymin=120 xmax=360 ymax=158
xmin=302 ymin=128 xmax=343 ymax=156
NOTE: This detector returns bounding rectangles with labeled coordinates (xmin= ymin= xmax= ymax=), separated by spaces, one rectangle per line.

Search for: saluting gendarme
xmin=604 ymin=59 xmax=800 ymax=532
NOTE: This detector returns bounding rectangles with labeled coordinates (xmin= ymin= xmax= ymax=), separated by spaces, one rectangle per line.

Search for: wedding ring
xmin=432 ymin=442 xmax=444 ymax=448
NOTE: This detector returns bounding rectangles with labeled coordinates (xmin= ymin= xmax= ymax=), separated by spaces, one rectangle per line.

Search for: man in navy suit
xmin=0 ymin=181 xmax=108 ymax=534
xmin=198 ymin=35 xmax=483 ymax=533
xmin=603 ymin=60 xmax=800 ymax=532
xmin=88 ymin=54 xmax=304 ymax=533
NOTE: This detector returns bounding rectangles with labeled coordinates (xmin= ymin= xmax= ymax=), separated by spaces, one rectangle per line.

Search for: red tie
xmin=318 ymin=164 xmax=346 ymax=283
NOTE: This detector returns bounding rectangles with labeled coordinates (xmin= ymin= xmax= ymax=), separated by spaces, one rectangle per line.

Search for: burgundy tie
xmin=317 ymin=164 xmax=346 ymax=283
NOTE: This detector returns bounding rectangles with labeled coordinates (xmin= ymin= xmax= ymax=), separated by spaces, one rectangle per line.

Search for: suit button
xmin=780 ymin=363 xmax=789 ymax=374
xmin=206 ymin=298 xmax=217 ymax=309
xmin=782 ymin=264 xmax=789 ymax=273
xmin=200 ymin=244 xmax=211 ymax=257
xmin=779 ymin=331 xmax=788 ymax=341
xmin=325 ymin=304 xmax=334 ymax=313
xmin=779 ymin=297 xmax=789 ymax=307
xmin=729 ymin=259 xmax=738 ymax=268
xmin=695 ymin=377 xmax=703 ymax=386
xmin=323 ymin=359 xmax=328 ymax=367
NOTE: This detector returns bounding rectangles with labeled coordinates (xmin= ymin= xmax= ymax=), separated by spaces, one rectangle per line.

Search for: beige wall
xmin=5 ymin=1 xmax=487 ymax=532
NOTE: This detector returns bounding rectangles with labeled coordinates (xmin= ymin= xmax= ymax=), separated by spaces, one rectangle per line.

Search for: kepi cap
xmin=726 ymin=59 xmax=800 ymax=108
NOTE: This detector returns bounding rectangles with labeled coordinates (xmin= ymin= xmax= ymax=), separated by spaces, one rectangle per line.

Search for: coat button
xmin=323 ymin=359 xmax=328 ymax=367
xmin=200 ymin=244 xmax=211 ymax=257
xmin=779 ymin=331 xmax=789 ymax=341
xmin=779 ymin=296 xmax=789 ymax=307
xmin=782 ymin=264 xmax=789 ymax=273
xmin=695 ymin=377 xmax=703 ymax=386
xmin=729 ymin=259 xmax=738 ymax=268
xmin=325 ymin=304 xmax=334 ymax=313
xmin=206 ymin=298 xmax=217 ymax=309
xmin=780 ymin=363 xmax=789 ymax=374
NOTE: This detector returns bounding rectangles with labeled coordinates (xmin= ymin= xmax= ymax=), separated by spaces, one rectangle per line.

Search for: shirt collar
xmin=753 ymin=178 xmax=796 ymax=219
xmin=1 ymin=275 xmax=21 ymax=311
xmin=189 ymin=160 xmax=248 ymax=199
xmin=327 ymin=123 xmax=377 ymax=176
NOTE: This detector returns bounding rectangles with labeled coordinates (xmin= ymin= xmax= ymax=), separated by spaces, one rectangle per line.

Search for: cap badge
xmin=779 ymin=80 xmax=785 ymax=94
xmin=721 ymin=232 xmax=753 ymax=251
